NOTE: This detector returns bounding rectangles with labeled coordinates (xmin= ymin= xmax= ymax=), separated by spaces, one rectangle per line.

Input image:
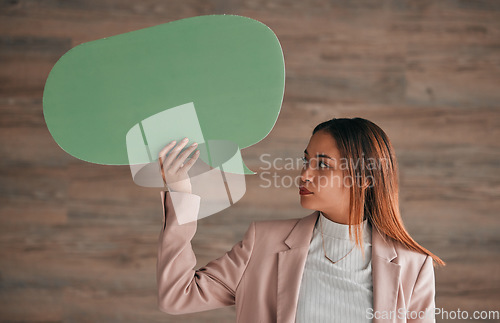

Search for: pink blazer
xmin=157 ymin=191 xmax=436 ymax=323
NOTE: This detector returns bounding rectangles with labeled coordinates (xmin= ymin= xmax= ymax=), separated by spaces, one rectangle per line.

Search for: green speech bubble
xmin=42 ymin=14 xmax=285 ymax=174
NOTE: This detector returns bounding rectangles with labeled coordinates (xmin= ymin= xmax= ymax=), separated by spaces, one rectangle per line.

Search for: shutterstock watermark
xmin=365 ymin=307 xmax=500 ymax=321
xmin=258 ymin=153 xmax=388 ymax=190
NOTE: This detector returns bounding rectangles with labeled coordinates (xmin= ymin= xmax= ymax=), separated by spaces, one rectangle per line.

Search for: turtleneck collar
xmin=316 ymin=211 xmax=371 ymax=243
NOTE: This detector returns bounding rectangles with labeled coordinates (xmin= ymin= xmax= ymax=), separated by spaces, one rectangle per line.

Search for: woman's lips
xmin=299 ymin=187 xmax=313 ymax=195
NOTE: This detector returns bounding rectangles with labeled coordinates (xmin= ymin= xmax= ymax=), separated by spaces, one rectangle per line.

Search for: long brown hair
xmin=313 ymin=117 xmax=445 ymax=267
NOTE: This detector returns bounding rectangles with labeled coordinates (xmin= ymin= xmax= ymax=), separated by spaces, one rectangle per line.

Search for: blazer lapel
xmin=276 ymin=212 xmax=402 ymax=323
xmin=277 ymin=211 xmax=319 ymax=323
xmin=371 ymin=224 xmax=401 ymax=323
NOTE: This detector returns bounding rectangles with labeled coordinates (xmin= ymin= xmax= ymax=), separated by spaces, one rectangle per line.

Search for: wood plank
xmin=0 ymin=0 xmax=499 ymax=321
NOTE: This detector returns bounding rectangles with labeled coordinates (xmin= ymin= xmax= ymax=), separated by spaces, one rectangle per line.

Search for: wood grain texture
xmin=0 ymin=0 xmax=499 ymax=322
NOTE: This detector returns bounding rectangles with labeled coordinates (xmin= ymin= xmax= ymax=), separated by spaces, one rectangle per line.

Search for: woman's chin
xmin=299 ymin=198 xmax=315 ymax=209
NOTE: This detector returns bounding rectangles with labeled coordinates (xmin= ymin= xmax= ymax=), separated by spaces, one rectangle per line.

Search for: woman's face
xmin=299 ymin=130 xmax=351 ymax=223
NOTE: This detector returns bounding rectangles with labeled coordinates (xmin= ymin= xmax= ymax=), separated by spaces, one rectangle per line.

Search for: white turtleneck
xmin=295 ymin=212 xmax=373 ymax=323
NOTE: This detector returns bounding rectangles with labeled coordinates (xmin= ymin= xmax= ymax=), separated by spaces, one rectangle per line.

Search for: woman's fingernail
xmin=170 ymin=140 xmax=176 ymax=144
xmin=191 ymin=142 xmax=198 ymax=147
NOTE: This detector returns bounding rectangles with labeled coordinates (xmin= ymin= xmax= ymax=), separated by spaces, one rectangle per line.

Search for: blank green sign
xmin=43 ymin=14 xmax=285 ymax=174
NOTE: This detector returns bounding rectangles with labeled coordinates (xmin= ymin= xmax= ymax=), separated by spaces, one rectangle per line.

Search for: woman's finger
xmin=162 ymin=138 xmax=190 ymax=170
xmin=158 ymin=140 xmax=178 ymax=161
xmin=171 ymin=142 xmax=198 ymax=171
xmin=179 ymin=149 xmax=200 ymax=172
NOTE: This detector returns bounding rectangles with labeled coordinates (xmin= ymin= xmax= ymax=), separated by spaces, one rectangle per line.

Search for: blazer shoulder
xmin=254 ymin=216 xmax=302 ymax=229
xmin=391 ymin=238 xmax=431 ymax=273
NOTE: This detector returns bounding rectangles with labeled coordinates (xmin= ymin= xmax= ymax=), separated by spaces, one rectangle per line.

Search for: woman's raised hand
xmin=158 ymin=137 xmax=200 ymax=194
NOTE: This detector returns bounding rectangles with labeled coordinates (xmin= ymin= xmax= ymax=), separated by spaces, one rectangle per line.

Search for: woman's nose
xmin=300 ymin=165 xmax=313 ymax=184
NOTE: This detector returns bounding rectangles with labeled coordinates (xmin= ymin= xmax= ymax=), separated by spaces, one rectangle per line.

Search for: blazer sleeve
xmin=407 ymin=255 xmax=436 ymax=323
xmin=156 ymin=190 xmax=256 ymax=315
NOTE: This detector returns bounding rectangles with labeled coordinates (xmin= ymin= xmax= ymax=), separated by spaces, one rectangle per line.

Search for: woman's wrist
xmin=166 ymin=178 xmax=192 ymax=194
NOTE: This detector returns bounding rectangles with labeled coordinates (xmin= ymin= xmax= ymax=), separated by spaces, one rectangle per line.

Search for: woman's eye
xmin=319 ymin=161 xmax=329 ymax=169
xmin=301 ymin=156 xmax=308 ymax=166
xmin=301 ymin=157 xmax=328 ymax=169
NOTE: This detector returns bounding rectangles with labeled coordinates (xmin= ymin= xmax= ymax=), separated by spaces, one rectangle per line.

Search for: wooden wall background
xmin=1 ymin=1 xmax=499 ymax=322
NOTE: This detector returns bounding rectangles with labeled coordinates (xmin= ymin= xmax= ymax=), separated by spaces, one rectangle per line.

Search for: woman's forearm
xmin=156 ymin=190 xmax=255 ymax=315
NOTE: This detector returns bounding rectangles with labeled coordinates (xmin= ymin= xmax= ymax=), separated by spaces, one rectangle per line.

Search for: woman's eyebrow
xmin=303 ymin=149 xmax=334 ymax=160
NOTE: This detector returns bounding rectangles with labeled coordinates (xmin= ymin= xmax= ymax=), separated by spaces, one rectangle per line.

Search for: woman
xmin=156 ymin=117 xmax=445 ymax=323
